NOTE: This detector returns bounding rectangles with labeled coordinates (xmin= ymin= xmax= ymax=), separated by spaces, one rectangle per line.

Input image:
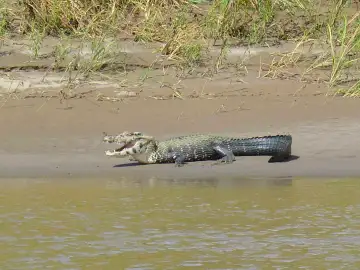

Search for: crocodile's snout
xmin=102 ymin=137 xmax=115 ymax=143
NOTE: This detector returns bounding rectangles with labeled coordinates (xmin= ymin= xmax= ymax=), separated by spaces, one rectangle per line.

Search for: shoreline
xmin=1 ymin=98 xmax=359 ymax=180
xmin=1 ymin=84 xmax=360 ymax=181
xmin=1 ymin=152 xmax=360 ymax=180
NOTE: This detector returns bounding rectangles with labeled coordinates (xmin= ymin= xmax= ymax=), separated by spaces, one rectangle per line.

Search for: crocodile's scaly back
xmin=148 ymin=134 xmax=292 ymax=164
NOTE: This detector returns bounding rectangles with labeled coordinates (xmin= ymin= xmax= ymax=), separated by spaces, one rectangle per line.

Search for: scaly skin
xmin=103 ymin=131 xmax=292 ymax=167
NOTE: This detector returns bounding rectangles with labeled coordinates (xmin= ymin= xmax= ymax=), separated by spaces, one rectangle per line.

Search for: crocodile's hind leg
xmin=268 ymin=153 xmax=291 ymax=163
xmin=212 ymin=145 xmax=236 ymax=165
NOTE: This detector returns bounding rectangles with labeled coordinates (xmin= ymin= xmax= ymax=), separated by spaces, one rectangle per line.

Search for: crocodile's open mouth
xmin=115 ymin=141 xmax=136 ymax=152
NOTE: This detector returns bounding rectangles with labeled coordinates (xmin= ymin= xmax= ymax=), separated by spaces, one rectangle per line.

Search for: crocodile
xmin=102 ymin=131 xmax=293 ymax=167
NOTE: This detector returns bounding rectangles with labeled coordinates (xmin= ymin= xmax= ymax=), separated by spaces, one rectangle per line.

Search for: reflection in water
xmin=1 ymin=176 xmax=360 ymax=269
xmin=104 ymin=176 xmax=294 ymax=189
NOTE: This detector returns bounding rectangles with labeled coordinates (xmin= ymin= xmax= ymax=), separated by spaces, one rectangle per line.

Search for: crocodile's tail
xmin=230 ymin=135 xmax=292 ymax=158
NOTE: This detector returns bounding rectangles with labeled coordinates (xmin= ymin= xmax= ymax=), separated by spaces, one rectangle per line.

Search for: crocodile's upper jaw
xmin=102 ymin=131 xmax=153 ymax=143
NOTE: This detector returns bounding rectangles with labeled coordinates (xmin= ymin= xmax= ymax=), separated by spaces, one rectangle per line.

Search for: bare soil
xmin=1 ymin=37 xmax=360 ymax=179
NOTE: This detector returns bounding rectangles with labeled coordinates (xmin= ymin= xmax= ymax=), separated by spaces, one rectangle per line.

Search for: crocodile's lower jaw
xmin=105 ymin=147 xmax=135 ymax=158
xmin=105 ymin=150 xmax=123 ymax=157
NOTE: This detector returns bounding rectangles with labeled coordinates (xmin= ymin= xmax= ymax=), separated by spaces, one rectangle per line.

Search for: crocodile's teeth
xmin=115 ymin=141 xmax=136 ymax=152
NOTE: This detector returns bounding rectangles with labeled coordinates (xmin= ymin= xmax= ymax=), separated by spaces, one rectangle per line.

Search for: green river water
xmin=1 ymin=177 xmax=360 ymax=269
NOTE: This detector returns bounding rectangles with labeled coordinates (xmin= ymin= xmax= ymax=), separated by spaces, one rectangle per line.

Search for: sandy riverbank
xmin=1 ymin=93 xmax=360 ymax=179
xmin=1 ymin=31 xmax=360 ymax=180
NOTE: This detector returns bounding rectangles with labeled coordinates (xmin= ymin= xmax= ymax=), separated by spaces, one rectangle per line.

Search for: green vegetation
xmin=1 ymin=0 xmax=360 ymax=96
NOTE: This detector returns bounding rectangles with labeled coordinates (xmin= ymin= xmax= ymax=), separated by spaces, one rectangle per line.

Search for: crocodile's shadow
xmin=113 ymin=162 xmax=148 ymax=168
xmin=268 ymin=155 xmax=300 ymax=163
xmin=113 ymin=155 xmax=300 ymax=168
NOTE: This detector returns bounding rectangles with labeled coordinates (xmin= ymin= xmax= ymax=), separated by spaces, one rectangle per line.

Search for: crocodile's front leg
xmin=212 ymin=145 xmax=236 ymax=165
xmin=173 ymin=153 xmax=186 ymax=167
xmin=163 ymin=152 xmax=186 ymax=167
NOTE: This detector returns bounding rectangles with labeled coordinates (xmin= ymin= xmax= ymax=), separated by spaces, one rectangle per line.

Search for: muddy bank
xmin=1 ymin=33 xmax=360 ymax=180
xmin=1 ymin=96 xmax=360 ymax=179
xmin=1 ymin=151 xmax=359 ymax=179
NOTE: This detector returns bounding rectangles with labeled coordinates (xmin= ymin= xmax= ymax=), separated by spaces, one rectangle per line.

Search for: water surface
xmin=1 ymin=177 xmax=360 ymax=269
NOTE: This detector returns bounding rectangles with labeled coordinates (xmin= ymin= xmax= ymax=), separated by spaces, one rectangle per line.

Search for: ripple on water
xmin=2 ymin=177 xmax=360 ymax=269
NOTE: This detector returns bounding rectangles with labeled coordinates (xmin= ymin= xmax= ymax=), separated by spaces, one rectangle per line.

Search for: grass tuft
xmin=0 ymin=0 xmax=360 ymax=97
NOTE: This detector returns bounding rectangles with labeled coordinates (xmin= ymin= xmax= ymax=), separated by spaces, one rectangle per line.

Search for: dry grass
xmin=10 ymin=0 xmax=327 ymax=64
xmin=0 ymin=0 xmax=360 ymax=97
